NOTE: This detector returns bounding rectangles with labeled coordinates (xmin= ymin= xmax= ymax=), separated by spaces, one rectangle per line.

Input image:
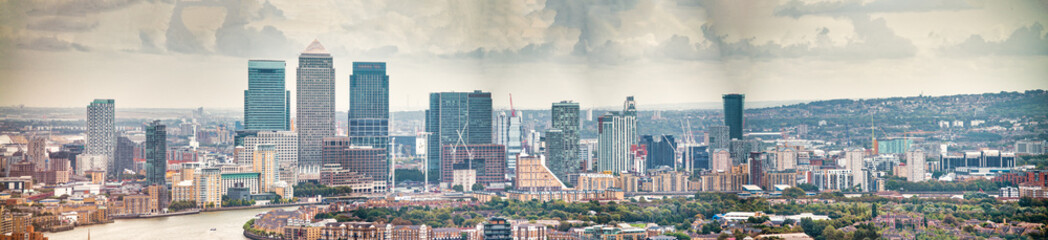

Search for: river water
xmin=45 ymin=206 xmax=296 ymax=240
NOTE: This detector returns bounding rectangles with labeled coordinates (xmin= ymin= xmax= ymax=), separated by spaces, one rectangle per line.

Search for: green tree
xmin=783 ymin=187 xmax=806 ymax=199
xmin=452 ymin=185 xmax=464 ymax=192
xmin=472 ymin=183 xmax=485 ymax=191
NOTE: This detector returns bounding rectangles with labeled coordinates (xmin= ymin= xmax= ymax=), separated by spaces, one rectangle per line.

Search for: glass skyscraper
xmin=640 ymin=135 xmax=676 ymax=170
xmin=548 ymin=101 xmax=580 ymax=183
xmin=348 ymin=62 xmax=390 ymax=183
xmin=244 ymin=60 xmax=290 ymax=131
xmin=425 ymin=90 xmax=492 ymax=182
xmin=145 ymin=120 xmax=166 ymax=186
xmin=723 ymin=94 xmax=745 ymax=140
xmin=296 ymin=40 xmax=337 ymax=176
xmin=596 ymin=97 xmax=637 ymax=173
xmin=495 ymin=111 xmax=523 ymax=179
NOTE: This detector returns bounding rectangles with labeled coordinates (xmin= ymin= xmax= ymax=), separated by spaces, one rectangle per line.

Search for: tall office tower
xmin=425 ymin=90 xmax=493 ymax=182
xmin=729 ymin=139 xmax=759 ymax=165
xmin=707 ymin=125 xmax=730 ymax=151
xmin=322 ymin=137 xmax=389 ymax=182
xmin=748 ymin=152 xmax=763 ymax=185
xmin=86 ymin=99 xmax=115 ymax=176
xmin=906 ymin=148 xmax=926 ymax=182
xmin=240 ymin=131 xmax=298 ymax=183
xmin=27 ymin=136 xmax=46 ymax=170
xmin=844 ymin=148 xmax=865 ymax=191
xmin=640 ymin=135 xmax=677 ymax=170
xmin=244 ymin=60 xmax=290 ymax=131
xmin=495 ymin=111 xmax=523 ymax=179
xmin=774 ymin=147 xmax=797 ymax=171
xmin=296 ymin=40 xmax=336 ymax=176
xmin=548 ymin=101 xmax=580 ymax=183
xmin=722 ymin=94 xmax=745 ymax=140
xmin=347 ymin=62 xmax=390 ymax=181
xmin=253 ymin=144 xmax=278 ymax=192
xmin=114 ymin=137 xmax=135 ymax=179
xmin=145 ymin=120 xmax=167 ymax=186
xmin=596 ymin=96 xmax=638 ymax=173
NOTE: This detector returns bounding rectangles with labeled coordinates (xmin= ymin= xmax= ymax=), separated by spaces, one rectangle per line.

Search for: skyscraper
xmin=495 ymin=111 xmax=523 ymax=179
xmin=347 ymin=62 xmax=390 ymax=182
xmin=722 ymin=94 xmax=744 ymax=140
xmin=906 ymin=148 xmax=926 ymax=182
xmin=296 ymin=40 xmax=336 ymax=177
xmin=145 ymin=120 xmax=167 ymax=185
xmin=86 ymin=99 xmax=115 ymax=176
xmin=322 ymin=137 xmax=389 ymax=182
xmin=548 ymin=101 xmax=580 ymax=183
xmin=844 ymin=148 xmax=865 ymax=191
xmin=425 ymin=90 xmax=493 ymax=182
xmin=596 ymin=97 xmax=637 ymax=173
xmin=707 ymin=125 xmax=730 ymax=151
xmin=239 ymin=131 xmax=298 ymax=184
xmin=244 ymin=60 xmax=290 ymax=131
xmin=114 ymin=136 xmax=135 ymax=179
xmin=640 ymin=135 xmax=677 ymax=170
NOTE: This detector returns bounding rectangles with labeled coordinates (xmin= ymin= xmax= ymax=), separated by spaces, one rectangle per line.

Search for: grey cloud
xmin=944 ymin=23 xmax=1048 ymax=56
xmin=17 ymin=37 xmax=90 ymax=52
xmin=139 ymin=31 xmax=162 ymax=53
xmin=26 ymin=18 xmax=99 ymax=32
xmin=775 ymin=0 xmax=973 ymax=18
xmin=702 ymin=16 xmax=915 ymax=59
xmin=25 ymin=0 xmax=145 ymax=16
xmin=163 ymin=0 xmax=292 ymax=56
xmin=653 ymin=35 xmax=720 ymax=60
xmin=447 ymin=43 xmax=556 ymax=62
xmin=215 ymin=25 xmax=294 ymax=58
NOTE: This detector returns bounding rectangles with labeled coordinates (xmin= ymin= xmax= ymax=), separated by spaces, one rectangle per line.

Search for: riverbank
xmin=45 ymin=205 xmax=300 ymax=240
xmin=203 ymin=202 xmax=322 ymax=212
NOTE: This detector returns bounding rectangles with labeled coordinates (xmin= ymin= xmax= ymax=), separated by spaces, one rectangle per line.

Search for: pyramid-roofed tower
xmin=303 ymin=39 xmax=328 ymax=54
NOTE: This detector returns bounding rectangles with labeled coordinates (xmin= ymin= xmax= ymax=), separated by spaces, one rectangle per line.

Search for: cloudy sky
xmin=0 ymin=0 xmax=1046 ymax=111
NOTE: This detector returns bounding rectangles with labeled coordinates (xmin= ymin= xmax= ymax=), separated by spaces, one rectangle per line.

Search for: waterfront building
xmin=297 ymin=40 xmax=337 ymax=178
xmin=146 ymin=120 xmax=167 ymax=186
xmin=254 ymin=144 xmax=279 ymax=192
xmin=322 ymin=137 xmax=389 ymax=182
xmin=196 ymin=168 xmax=221 ymax=208
xmin=221 ymin=172 xmax=261 ymax=195
xmin=245 ymin=60 xmax=291 ymax=131
xmin=85 ymin=99 xmax=115 ymax=177
xmin=239 ymin=131 xmax=299 ymax=183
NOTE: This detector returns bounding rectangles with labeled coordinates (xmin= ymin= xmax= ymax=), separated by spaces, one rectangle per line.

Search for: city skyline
xmin=1 ymin=0 xmax=1046 ymax=110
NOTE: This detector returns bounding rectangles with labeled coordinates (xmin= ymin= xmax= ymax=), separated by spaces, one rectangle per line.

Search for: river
xmin=45 ymin=206 xmax=297 ymax=240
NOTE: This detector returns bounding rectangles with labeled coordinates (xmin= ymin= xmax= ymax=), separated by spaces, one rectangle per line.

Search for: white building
xmin=906 ymin=148 xmax=926 ymax=182
xmin=844 ymin=148 xmax=866 ymax=191
xmin=239 ymin=131 xmax=298 ymax=182
xmin=597 ymin=97 xmax=637 ymax=173
xmin=85 ymin=99 xmax=115 ymax=176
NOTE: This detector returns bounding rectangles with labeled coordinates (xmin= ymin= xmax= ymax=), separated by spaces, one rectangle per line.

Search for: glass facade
xmin=549 ymin=101 xmax=580 ymax=183
xmin=146 ymin=120 xmax=167 ymax=186
xmin=722 ymin=94 xmax=745 ymax=140
xmin=640 ymin=135 xmax=677 ymax=170
xmin=296 ymin=40 xmax=337 ymax=175
xmin=425 ymin=90 xmax=493 ymax=182
xmin=348 ymin=62 xmax=390 ymax=169
xmin=244 ymin=60 xmax=290 ymax=131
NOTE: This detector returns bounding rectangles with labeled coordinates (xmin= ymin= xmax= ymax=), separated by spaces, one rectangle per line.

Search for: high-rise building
xmin=114 ymin=136 xmax=135 ymax=179
xmin=296 ymin=40 xmax=337 ymax=177
xmin=425 ymin=91 xmax=493 ymax=182
xmin=145 ymin=120 xmax=167 ymax=186
xmin=596 ymin=97 xmax=637 ymax=173
xmin=495 ymin=111 xmax=523 ymax=180
xmin=640 ymin=135 xmax=676 ymax=170
xmin=774 ymin=147 xmax=797 ymax=171
xmin=711 ymin=149 xmax=731 ymax=172
xmin=548 ymin=101 xmax=580 ymax=183
xmin=322 ymin=137 xmax=389 ymax=183
xmin=730 ymin=139 xmax=759 ymax=165
xmin=722 ymin=94 xmax=744 ymax=140
xmin=707 ymin=125 xmax=730 ymax=151
xmin=906 ymin=148 xmax=926 ymax=182
xmin=844 ymin=148 xmax=865 ymax=191
xmin=514 ymin=155 xmax=565 ymax=191
xmin=196 ymin=167 xmax=222 ymax=208
xmin=27 ymin=136 xmax=46 ymax=170
xmin=239 ymin=131 xmax=298 ymax=183
xmin=86 ymin=99 xmax=115 ymax=176
xmin=253 ymin=144 xmax=279 ymax=192
xmin=347 ymin=62 xmax=390 ymax=183
xmin=244 ymin=60 xmax=290 ymax=131
xmin=687 ymin=145 xmax=710 ymax=171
